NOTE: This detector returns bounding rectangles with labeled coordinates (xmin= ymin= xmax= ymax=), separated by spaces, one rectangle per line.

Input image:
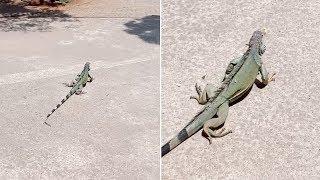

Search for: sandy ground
xmin=0 ymin=0 xmax=159 ymax=179
xmin=161 ymin=0 xmax=320 ymax=179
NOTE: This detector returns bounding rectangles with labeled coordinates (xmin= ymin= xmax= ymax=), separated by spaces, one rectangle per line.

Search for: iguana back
xmin=162 ymin=29 xmax=273 ymax=157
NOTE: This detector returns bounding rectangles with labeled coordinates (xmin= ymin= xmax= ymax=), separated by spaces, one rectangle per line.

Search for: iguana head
xmin=249 ymin=28 xmax=267 ymax=55
xmin=84 ymin=62 xmax=91 ymax=71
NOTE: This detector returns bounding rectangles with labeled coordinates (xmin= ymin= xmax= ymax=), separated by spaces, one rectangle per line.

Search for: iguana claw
xmin=195 ymin=83 xmax=202 ymax=95
xmin=268 ymin=72 xmax=276 ymax=82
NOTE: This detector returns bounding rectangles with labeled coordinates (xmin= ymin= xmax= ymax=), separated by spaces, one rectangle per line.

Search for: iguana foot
xmin=190 ymin=83 xmax=202 ymax=103
xmin=207 ymin=136 xmax=212 ymax=144
xmin=204 ymin=127 xmax=233 ymax=144
xmin=88 ymin=77 xmax=94 ymax=82
xmin=190 ymin=96 xmax=202 ymax=105
xmin=268 ymin=73 xmax=276 ymax=82
xmin=217 ymin=127 xmax=226 ymax=134
xmin=195 ymin=83 xmax=202 ymax=96
xmin=190 ymin=95 xmax=198 ymax=100
xmin=75 ymin=91 xmax=86 ymax=95
xmin=219 ymin=127 xmax=233 ymax=135
xmin=203 ymin=127 xmax=213 ymax=144
xmin=63 ymin=82 xmax=75 ymax=87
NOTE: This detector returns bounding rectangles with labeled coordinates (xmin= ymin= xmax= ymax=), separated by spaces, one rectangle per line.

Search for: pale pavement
xmin=162 ymin=0 xmax=320 ymax=178
xmin=0 ymin=0 xmax=159 ymax=179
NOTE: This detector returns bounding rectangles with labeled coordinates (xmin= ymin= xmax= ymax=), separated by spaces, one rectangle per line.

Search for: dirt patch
xmin=63 ymin=0 xmax=93 ymax=9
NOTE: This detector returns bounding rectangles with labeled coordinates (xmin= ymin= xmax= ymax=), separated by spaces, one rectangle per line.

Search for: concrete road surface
xmin=162 ymin=0 xmax=320 ymax=178
xmin=0 ymin=0 xmax=159 ymax=179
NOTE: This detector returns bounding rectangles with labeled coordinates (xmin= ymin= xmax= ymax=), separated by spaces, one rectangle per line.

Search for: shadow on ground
xmin=124 ymin=15 xmax=159 ymax=44
xmin=0 ymin=1 xmax=73 ymax=31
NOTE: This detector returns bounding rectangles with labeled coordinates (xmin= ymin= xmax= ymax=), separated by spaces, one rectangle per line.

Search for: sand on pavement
xmin=161 ymin=0 xmax=320 ymax=178
xmin=0 ymin=0 xmax=159 ymax=179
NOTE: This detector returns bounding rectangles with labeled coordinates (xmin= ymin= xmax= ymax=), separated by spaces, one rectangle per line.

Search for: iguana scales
xmin=44 ymin=62 xmax=93 ymax=126
xmin=161 ymin=29 xmax=275 ymax=157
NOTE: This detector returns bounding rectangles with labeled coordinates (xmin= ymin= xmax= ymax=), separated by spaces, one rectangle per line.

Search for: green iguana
xmin=44 ymin=62 xmax=93 ymax=126
xmin=161 ymin=29 xmax=275 ymax=157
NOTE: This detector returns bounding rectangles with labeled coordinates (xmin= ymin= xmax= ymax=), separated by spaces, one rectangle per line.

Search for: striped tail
xmin=162 ymin=127 xmax=192 ymax=157
xmin=161 ymin=98 xmax=227 ymax=157
xmin=44 ymin=92 xmax=73 ymax=123
xmin=161 ymin=108 xmax=214 ymax=157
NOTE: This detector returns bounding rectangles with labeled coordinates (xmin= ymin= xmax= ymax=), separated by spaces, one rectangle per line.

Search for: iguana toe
xmin=195 ymin=83 xmax=202 ymax=95
xmin=268 ymin=73 xmax=276 ymax=82
xmin=75 ymin=91 xmax=87 ymax=95
xmin=205 ymin=135 xmax=212 ymax=144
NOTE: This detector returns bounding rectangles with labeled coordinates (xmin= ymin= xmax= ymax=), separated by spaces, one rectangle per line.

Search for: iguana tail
xmin=44 ymin=87 xmax=77 ymax=123
xmin=161 ymin=128 xmax=192 ymax=157
xmin=161 ymin=98 xmax=226 ymax=157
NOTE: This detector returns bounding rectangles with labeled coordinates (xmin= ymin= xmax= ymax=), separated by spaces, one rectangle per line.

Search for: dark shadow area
xmin=254 ymin=79 xmax=268 ymax=89
xmin=0 ymin=1 xmax=73 ymax=32
xmin=124 ymin=15 xmax=159 ymax=44
xmin=229 ymin=85 xmax=253 ymax=106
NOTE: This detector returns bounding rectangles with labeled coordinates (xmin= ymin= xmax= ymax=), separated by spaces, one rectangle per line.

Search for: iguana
xmin=161 ymin=29 xmax=275 ymax=157
xmin=44 ymin=62 xmax=93 ymax=126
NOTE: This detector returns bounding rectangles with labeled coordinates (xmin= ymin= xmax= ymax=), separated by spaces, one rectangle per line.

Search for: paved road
xmin=0 ymin=1 xmax=159 ymax=179
xmin=162 ymin=0 xmax=320 ymax=178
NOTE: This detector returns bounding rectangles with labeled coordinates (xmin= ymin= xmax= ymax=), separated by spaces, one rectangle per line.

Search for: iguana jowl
xmin=162 ymin=29 xmax=275 ymax=157
xmin=44 ymin=62 xmax=93 ymax=126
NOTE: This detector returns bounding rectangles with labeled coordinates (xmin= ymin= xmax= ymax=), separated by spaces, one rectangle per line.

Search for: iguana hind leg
xmin=76 ymin=91 xmax=86 ymax=95
xmin=63 ymin=80 xmax=76 ymax=87
xmin=75 ymin=84 xmax=86 ymax=95
xmin=203 ymin=102 xmax=232 ymax=144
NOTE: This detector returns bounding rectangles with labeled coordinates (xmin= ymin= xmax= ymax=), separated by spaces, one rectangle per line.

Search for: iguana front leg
xmin=257 ymin=63 xmax=276 ymax=85
xmin=88 ymin=74 xmax=94 ymax=82
xmin=203 ymin=101 xmax=232 ymax=144
xmin=190 ymin=84 xmax=217 ymax=105
xmin=75 ymin=84 xmax=86 ymax=95
xmin=190 ymin=83 xmax=203 ymax=102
